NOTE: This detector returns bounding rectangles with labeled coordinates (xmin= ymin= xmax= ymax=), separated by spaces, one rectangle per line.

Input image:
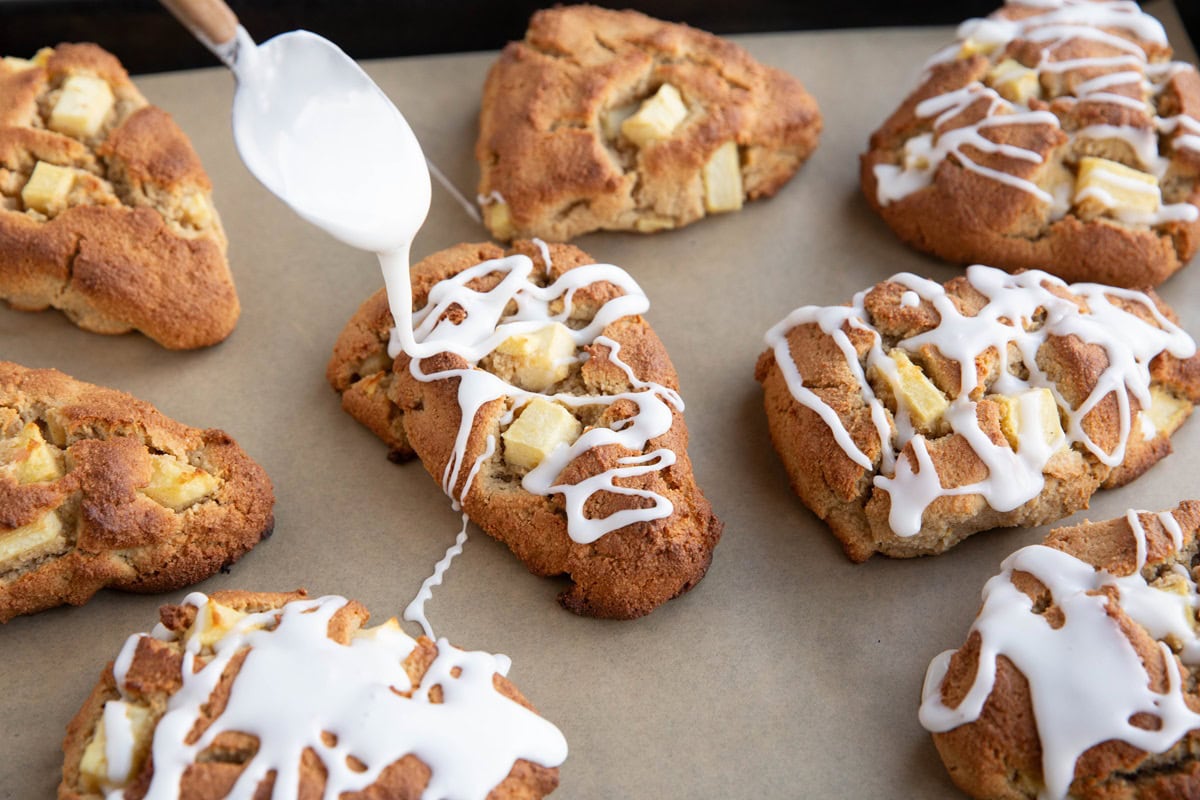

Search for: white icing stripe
xmin=107 ymin=593 xmax=567 ymax=800
xmin=921 ymin=510 xmax=1200 ymax=799
xmin=765 ymin=265 xmax=1195 ymax=538
xmin=877 ymin=0 xmax=1200 ymax=225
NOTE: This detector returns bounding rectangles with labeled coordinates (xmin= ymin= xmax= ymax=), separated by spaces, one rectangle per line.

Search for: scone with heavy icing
xmin=862 ymin=0 xmax=1200 ymax=288
xmin=0 ymin=361 xmax=273 ymax=621
xmin=477 ymin=5 xmax=821 ymax=241
xmin=328 ymin=240 xmax=722 ymax=619
xmin=756 ymin=264 xmax=1200 ymax=561
xmin=922 ymin=503 xmax=1200 ymax=800
xmin=59 ymin=590 xmax=566 ymax=799
xmin=0 ymin=43 xmax=238 ymax=348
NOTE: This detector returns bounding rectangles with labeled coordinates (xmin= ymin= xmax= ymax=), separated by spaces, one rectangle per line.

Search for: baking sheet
xmin=3 ymin=4 xmax=1199 ymax=797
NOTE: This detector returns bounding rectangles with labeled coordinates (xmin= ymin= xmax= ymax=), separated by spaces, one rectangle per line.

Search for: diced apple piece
xmin=78 ymin=716 xmax=108 ymax=793
xmin=354 ymin=617 xmax=409 ymax=645
xmin=958 ymin=38 xmax=998 ymax=58
xmin=987 ymin=58 xmax=1040 ymax=104
xmin=1073 ymin=156 xmax=1160 ymax=217
xmin=601 ymin=102 xmax=638 ymax=141
xmin=887 ymin=349 xmax=948 ymax=430
xmin=190 ymin=599 xmax=247 ymax=648
xmin=634 ymin=214 xmax=676 ymax=232
xmin=140 ymin=454 xmax=219 ymax=511
xmin=496 ymin=322 xmax=577 ymax=392
xmin=502 ymin=398 xmax=582 ymax=470
xmin=180 ymin=192 xmax=212 ymax=228
xmin=703 ymin=141 xmax=744 ymax=214
xmin=21 ymin=161 xmax=74 ymax=216
xmin=2 ymin=422 xmax=63 ymax=483
xmin=48 ymin=74 xmax=114 ymax=138
xmin=79 ymin=701 xmax=155 ymax=792
xmin=483 ymin=201 xmax=515 ymax=240
xmin=997 ymin=388 xmax=1064 ymax=450
xmin=621 ymin=84 xmax=688 ymax=147
xmin=0 ymin=511 xmax=65 ymax=571
xmin=1144 ymin=385 xmax=1190 ymax=437
xmin=2 ymin=56 xmax=35 ymax=71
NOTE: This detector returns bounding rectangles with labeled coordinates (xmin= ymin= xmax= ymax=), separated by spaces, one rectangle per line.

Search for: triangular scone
xmin=476 ymin=5 xmax=821 ymax=241
xmin=0 ymin=362 xmax=274 ymax=621
xmin=0 ymin=44 xmax=238 ymax=348
xmin=756 ymin=265 xmax=1200 ymax=561
xmin=328 ymin=241 xmax=722 ymax=619
xmin=60 ymin=590 xmax=566 ymax=799
xmin=922 ymin=503 xmax=1200 ymax=800
xmin=861 ymin=0 xmax=1200 ymax=288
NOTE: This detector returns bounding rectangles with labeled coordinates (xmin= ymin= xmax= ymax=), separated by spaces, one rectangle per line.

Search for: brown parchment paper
xmin=3 ymin=4 xmax=1198 ymax=797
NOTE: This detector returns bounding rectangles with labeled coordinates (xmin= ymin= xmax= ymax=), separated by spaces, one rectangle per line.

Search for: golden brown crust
xmin=58 ymin=590 xmax=560 ymax=800
xmin=0 ymin=43 xmax=238 ymax=348
xmin=0 ymin=361 xmax=274 ymax=621
xmin=860 ymin=4 xmax=1200 ymax=289
xmin=756 ymin=272 xmax=1200 ymax=561
xmin=476 ymin=5 xmax=821 ymax=241
xmin=931 ymin=502 xmax=1200 ymax=799
xmin=328 ymin=240 xmax=722 ymax=619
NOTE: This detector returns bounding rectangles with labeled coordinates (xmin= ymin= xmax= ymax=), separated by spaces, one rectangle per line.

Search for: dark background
xmin=0 ymin=0 xmax=1197 ymax=75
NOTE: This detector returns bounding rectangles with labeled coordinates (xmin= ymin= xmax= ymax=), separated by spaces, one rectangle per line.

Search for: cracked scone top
xmin=476 ymin=5 xmax=821 ymax=241
xmin=756 ymin=265 xmax=1200 ymax=561
xmin=329 ymin=241 xmax=722 ymax=619
xmin=922 ymin=503 xmax=1200 ymax=800
xmin=59 ymin=590 xmax=567 ymax=800
xmin=861 ymin=0 xmax=1200 ymax=288
xmin=0 ymin=361 xmax=274 ymax=621
xmin=0 ymin=44 xmax=238 ymax=348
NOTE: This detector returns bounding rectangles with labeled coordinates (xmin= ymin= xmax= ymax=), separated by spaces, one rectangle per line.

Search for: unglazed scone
xmin=0 ymin=43 xmax=238 ymax=348
xmin=0 ymin=362 xmax=273 ymax=621
xmin=476 ymin=5 xmax=821 ymax=241
xmin=861 ymin=0 xmax=1200 ymax=288
xmin=59 ymin=590 xmax=566 ymax=800
xmin=921 ymin=503 xmax=1200 ymax=800
xmin=755 ymin=265 xmax=1200 ymax=561
xmin=328 ymin=240 xmax=722 ymax=619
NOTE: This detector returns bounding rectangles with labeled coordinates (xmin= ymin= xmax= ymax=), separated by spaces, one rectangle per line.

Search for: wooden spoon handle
xmin=159 ymin=0 xmax=239 ymax=47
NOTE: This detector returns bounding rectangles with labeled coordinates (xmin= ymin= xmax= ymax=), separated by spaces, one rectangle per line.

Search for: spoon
xmin=160 ymin=0 xmax=434 ymax=353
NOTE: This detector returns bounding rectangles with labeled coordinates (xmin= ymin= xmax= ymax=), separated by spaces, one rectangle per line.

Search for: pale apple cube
xmin=189 ymin=599 xmax=247 ymax=647
xmin=887 ymin=349 xmax=947 ymax=429
xmin=1144 ymin=385 xmax=1190 ymax=436
xmin=502 ymin=398 xmax=582 ymax=470
xmin=180 ymin=192 xmax=212 ymax=228
xmin=621 ymin=83 xmax=688 ymax=147
xmin=2 ymin=422 xmax=63 ymax=483
xmin=703 ymin=141 xmax=744 ymax=213
xmin=484 ymin=200 xmax=515 ymax=240
xmin=997 ymin=388 xmax=1064 ymax=450
xmin=21 ymin=161 xmax=74 ymax=216
xmin=987 ymin=59 xmax=1040 ymax=104
xmin=601 ymin=102 xmax=638 ymax=141
xmin=1073 ymin=156 xmax=1159 ymax=216
xmin=48 ymin=74 xmax=114 ymax=138
xmin=0 ymin=511 xmax=65 ymax=571
xmin=2 ymin=56 xmax=35 ymax=71
xmin=79 ymin=701 xmax=155 ymax=792
xmin=496 ymin=322 xmax=577 ymax=392
xmin=140 ymin=454 xmax=219 ymax=510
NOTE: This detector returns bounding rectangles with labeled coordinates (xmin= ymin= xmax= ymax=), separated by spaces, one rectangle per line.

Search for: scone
xmin=861 ymin=0 xmax=1200 ymax=288
xmin=756 ymin=264 xmax=1200 ymax=561
xmin=0 ymin=361 xmax=273 ymax=621
xmin=59 ymin=590 xmax=567 ymax=800
xmin=921 ymin=502 xmax=1200 ymax=800
xmin=476 ymin=5 xmax=821 ymax=241
xmin=0 ymin=43 xmax=238 ymax=348
xmin=328 ymin=240 xmax=722 ymax=619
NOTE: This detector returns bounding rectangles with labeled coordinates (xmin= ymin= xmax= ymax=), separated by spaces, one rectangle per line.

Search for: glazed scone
xmin=59 ymin=590 xmax=566 ymax=800
xmin=328 ymin=241 xmax=722 ymax=619
xmin=861 ymin=0 xmax=1200 ymax=288
xmin=921 ymin=503 xmax=1200 ymax=800
xmin=0 ymin=361 xmax=273 ymax=621
xmin=476 ymin=5 xmax=821 ymax=241
xmin=0 ymin=43 xmax=238 ymax=348
xmin=756 ymin=265 xmax=1200 ymax=561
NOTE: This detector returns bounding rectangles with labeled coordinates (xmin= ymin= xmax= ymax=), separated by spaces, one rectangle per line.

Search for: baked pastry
xmin=861 ymin=0 xmax=1200 ymax=288
xmin=59 ymin=590 xmax=567 ymax=799
xmin=328 ymin=240 xmax=722 ymax=619
xmin=0 ymin=361 xmax=273 ymax=621
xmin=921 ymin=502 xmax=1200 ymax=800
xmin=476 ymin=5 xmax=821 ymax=241
xmin=756 ymin=264 xmax=1200 ymax=561
xmin=0 ymin=43 xmax=238 ymax=348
